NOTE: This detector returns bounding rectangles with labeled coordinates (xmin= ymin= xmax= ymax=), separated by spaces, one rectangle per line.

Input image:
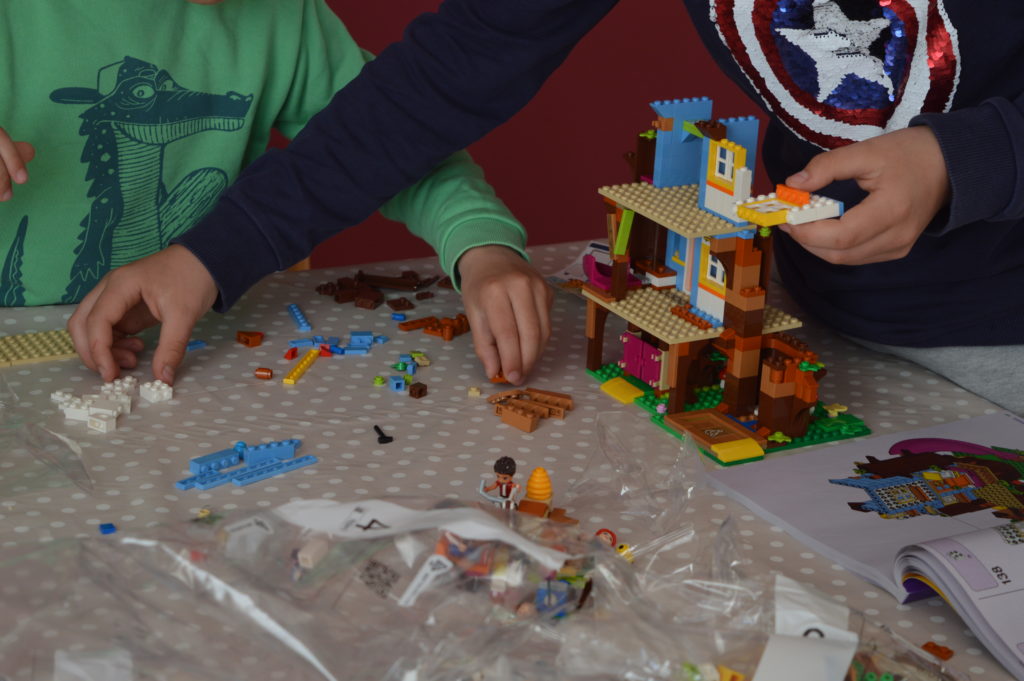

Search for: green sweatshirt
xmin=0 ymin=0 xmax=526 ymax=307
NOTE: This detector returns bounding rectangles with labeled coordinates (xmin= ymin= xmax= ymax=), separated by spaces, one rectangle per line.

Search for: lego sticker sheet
xmin=0 ymin=243 xmax=1012 ymax=681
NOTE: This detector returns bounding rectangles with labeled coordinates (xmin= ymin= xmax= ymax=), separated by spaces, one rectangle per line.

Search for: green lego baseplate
xmin=589 ymin=363 xmax=871 ymax=463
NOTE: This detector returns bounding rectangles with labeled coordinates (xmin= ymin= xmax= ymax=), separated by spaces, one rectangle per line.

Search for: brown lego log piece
xmin=503 ymin=398 xmax=555 ymax=419
xmin=522 ymin=388 xmax=574 ymax=415
xmin=355 ymin=270 xmax=438 ymax=291
xmin=495 ymin=404 xmax=539 ymax=432
xmin=487 ymin=390 xmax=527 ymax=404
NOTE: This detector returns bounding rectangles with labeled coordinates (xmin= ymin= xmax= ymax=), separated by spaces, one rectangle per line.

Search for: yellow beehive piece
xmin=282 ymin=348 xmax=319 ymax=385
xmin=525 ymin=467 xmax=553 ymax=503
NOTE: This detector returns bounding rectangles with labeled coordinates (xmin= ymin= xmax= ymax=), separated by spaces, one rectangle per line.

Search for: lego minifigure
xmin=479 ymin=456 xmax=521 ymax=509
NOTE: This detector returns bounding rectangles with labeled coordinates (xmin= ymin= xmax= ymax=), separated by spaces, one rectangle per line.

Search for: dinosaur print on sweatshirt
xmin=47 ymin=56 xmax=253 ymax=302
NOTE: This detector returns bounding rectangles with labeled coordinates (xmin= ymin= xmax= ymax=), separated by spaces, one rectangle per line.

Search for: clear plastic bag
xmin=0 ymin=412 xmax=966 ymax=681
xmin=0 ymin=375 xmax=93 ymax=498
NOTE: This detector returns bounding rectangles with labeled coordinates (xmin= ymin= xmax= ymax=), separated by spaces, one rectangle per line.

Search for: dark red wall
xmin=308 ymin=0 xmax=767 ymax=268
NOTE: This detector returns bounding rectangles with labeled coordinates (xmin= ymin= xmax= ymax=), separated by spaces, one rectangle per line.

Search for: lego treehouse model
xmin=584 ymin=97 xmax=868 ymax=465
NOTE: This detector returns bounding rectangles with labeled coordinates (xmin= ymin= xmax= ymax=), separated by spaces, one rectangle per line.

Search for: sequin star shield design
xmin=711 ymin=0 xmax=960 ymax=148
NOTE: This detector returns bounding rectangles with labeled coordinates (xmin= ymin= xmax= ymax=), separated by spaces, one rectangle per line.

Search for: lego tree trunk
xmin=585 ymin=299 xmax=609 ymax=371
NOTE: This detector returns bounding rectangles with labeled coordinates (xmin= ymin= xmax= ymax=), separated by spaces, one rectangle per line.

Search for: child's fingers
xmin=0 ymin=128 xmax=30 ymax=199
xmin=111 ymin=337 xmax=145 ymax=370
xmin=785 ymin=143 xmax=878 ymax=193
xmin=68 ymin=279 xmax=108 ymax=374
xmin=485 ymin=296 xmax=524 ymax=385
xmin=151 ymin=312 xmax=196 ymax=386
xmin=465 ymin=304 xmax=501 ymax=380
xmin=80 ymin=287 xmax=128 ymax=383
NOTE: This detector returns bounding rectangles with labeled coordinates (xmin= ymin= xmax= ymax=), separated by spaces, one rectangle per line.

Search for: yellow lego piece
xmin=282 ymin=348 xmax=319 ymax=385
xmin=600 ymin=376 xmax=645 ymax=404
xmin=736 ymin=202 xmax=789 ymax=227
xmin=717 ymin=665 xmax=746 ymax=681
xmin=0 ymin=329 xmax=77 ymax=367
xmin=710 ymin=438 xmax=764 ymax=464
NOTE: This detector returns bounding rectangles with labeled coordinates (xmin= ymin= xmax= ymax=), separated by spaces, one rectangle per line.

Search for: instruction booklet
xmin=709 ymin=412 xmax=1024 ymax=679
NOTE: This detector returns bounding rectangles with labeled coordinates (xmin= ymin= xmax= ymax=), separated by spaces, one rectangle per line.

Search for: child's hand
xmin=67 ymin=245 xmax=218 ymax=384
xmin=781 ymin=126 xmax=950 ymax=265
xmin=0 ymin=126 xmax=34 ymax=201
xmin=457 ymin=245 xmax=553 ymax=385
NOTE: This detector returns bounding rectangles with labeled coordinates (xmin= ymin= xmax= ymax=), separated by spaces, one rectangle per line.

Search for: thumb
xmin=152 ymin=313 xmax=194 ymax=385
xmin=785 ymin=145 xmax=866 ymax=192
xmin=15 ymin=141 xmax=35 ymax=164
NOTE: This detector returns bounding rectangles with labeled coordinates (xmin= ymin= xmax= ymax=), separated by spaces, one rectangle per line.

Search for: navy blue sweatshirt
xmin=177 ymin=0 xmax=1024 ymax=347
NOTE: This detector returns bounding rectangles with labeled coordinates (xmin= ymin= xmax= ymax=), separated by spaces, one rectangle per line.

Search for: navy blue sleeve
xmin=175 ymin=0 xmax=619 ymax=311
xmin=912 ymin=93 xmax=1024 ymax=235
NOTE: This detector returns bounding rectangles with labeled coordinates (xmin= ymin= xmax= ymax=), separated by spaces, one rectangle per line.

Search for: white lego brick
xmin=87 ymin=414 xmax=117 ymax=433
xmin=646 ymin=271 xmax=678 ymax=288
xmin=50 ymin=390 xmax=73 ymax=405
xmin=140 ymin=380 xmax=172 ymax=403
xmin=733 ymin=165 xmax=752 ymax=203
xmin=786 ymin=196 xmax=842 ymax=225
xmin=85 ymin=398 xmax=123 ymax=417
xmin=61 ymin=398 xmax=93 ymax=422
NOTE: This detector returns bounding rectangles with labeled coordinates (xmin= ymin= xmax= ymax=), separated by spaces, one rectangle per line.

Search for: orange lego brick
xmin=776 ymin=183 xmax=811 ymax=205
xmin=236 ymin=331 xmax=265 ymax=347
xmin=398 ymin=317 xmax=437 ymax=332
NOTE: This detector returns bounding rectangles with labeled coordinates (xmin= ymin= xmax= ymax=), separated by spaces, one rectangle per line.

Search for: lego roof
xmin=598 ymin=183 xmax=751 ymax=238
xmin=581 ymin=286 xmax=801 ymax=345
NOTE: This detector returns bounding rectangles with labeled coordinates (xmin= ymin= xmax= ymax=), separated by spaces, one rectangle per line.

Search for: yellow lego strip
xmin=710 ymin=438 xmax=764 ymax=463
xmin=600 ymin=377 xmax=644 ymax=404
xmin=0 ymin=329 xmax=77 ymax=367
xmin=736 ymin=204 xmax=788 ymax=227
xmin=282 ymin=348 xmax=319 ymax=385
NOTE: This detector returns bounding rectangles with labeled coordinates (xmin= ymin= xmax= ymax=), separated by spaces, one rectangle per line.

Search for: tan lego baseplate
xmin=598 ymin=183 xmax=749 ymax=239
xmin=0 ymin=329 xmax=77 ymax=367
xmin=581 ymin=286 xmax=801 ymax=345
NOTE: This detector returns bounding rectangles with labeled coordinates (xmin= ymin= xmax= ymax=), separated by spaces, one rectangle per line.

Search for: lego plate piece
xmin=736 ymin=184 xmax=843 ymax=227
xmin=0 ymin=329 xmax=77 ymax=367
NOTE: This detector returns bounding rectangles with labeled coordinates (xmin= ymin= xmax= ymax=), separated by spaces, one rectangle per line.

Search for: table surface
xmin=0 ymin=241 xmax=1009 ymax=681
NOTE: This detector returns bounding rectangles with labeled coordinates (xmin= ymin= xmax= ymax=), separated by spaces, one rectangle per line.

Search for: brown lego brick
xmin=409 ymin=382 xmax=428 ymax=399
xmin=354 ymin=287 xmax=384 ymax=310
xmin=355 ymin=270 xmax=438 ymax=291
xmin=495 ymin=404 xmax=539 ymax=432
xmin=725 ymin=287 xmax=766 ymax=312
xmin=414 ymin=291 xmax=434 ymax=300
xmin=517 ymin=499 xmax=549 ymax=518
xmin=522 ymin=388 xmax=574 ymax=415
xmin=731 ymin=263 xmax=761 ymax=291
xmin=387 ymin=297 xmax=415 ymax=311
xmin=709 ymin=236 xmax=737 ymax=254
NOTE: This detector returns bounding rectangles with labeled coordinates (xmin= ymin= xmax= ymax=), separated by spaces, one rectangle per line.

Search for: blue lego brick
xmin=650 ymin=97 xmax=713 ymax=187
xmin=98 ymin=523 xmax=117 ymax=535
xmin=344 ymin=347 xmax=368 ymax=355
xmin=231 ymin=455 xmax=318 ymax=487
xmin=189 ymin=447 xmax=243 ymax=475
xmin=406 ymin=362 xmax=417 ymax=376
xmin=176 ymin=469 xmax=237 ymax=491
xmin=374 ymin=335 xmax=389 ymax=344
xmin=719 ymin=115 xmax=760 ymax=171
xmin=389 ymin=376 xmax=406 ymax=392
xmin=327 ymin=336 xmax=341 ymax=346
xmin=186 ymin=340 xmax=207 ymax=352
xmin=312 ymin=335 xmax=326 ymax=344
xmin=328 ymin=344 xmax=345 ymax=355
xmin=349 ymin=331 xmax=373 ymax=347
xmin=244 ymin=438 xmax=301 ymax=467
xmin=391 ymin=313 xmax=406 ymax=321
xmin=288 ymin=338 xmax=316 ymax=348
xmin=287 ymin=303 xmax=312 ymax=332
xmin=399 ymin=354 xmax=413 ymax=363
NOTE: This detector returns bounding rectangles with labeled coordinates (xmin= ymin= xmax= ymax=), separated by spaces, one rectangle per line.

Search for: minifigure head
xmin=493 ymin=456 xmax=517 ymax=479
xmin=595 ymin=528 xmax=617 ymax=547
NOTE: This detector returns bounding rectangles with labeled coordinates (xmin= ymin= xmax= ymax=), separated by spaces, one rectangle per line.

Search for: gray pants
xmin=846 ymin=337 xmax=1024 ymax=415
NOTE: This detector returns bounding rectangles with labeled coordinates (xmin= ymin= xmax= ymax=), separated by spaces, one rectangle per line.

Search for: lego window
xmin=714 ymin=146 xmax=733 ymax=181
xmin=705 ymin=255 xmax=725 ymax=285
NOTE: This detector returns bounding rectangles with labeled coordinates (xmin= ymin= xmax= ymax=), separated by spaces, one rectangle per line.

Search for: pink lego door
xmin=619 ymin=333 xmax=661 ymax=386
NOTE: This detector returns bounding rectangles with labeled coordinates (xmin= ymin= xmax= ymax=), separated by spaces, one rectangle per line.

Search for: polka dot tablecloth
xmin=0 ymin=242 xmax=1010 ymax=681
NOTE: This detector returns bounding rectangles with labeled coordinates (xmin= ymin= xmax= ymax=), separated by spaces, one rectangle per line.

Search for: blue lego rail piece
xmin=344 ymin=347 xmax=369 ymax=355
xmin=244 ymin=438 xmax=301 ymax=467
xmin=186 ymin=340 xmax=207 ymax=352
xmin=328 ymin=344 xmax=346 ymax=355
xmin=289 ymin=338 xmax=316 ymax=348
xmin=231 ymin=455 xmax=318 ymax=486
xmin=287 ymin=303 xmax=312 ymax=332
xmin=189 ymin=447 xmax=243 ymax=475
